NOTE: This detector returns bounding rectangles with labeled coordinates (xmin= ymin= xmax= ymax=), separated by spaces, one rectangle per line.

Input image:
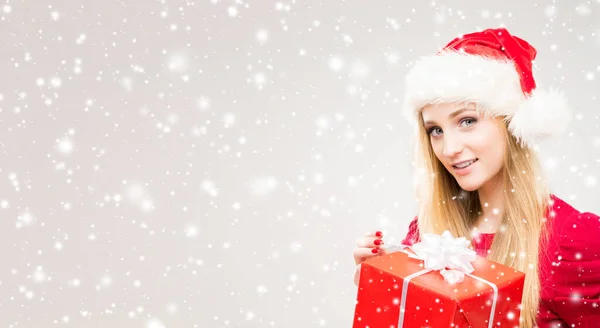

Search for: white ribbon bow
xmin=390 ymin=230 xmax=477 ymax=284
xmin=381 ymin=231 xmax=498 ymax=328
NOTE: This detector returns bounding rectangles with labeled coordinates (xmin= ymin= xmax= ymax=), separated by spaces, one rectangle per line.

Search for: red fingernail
xmin=372 ymin=248 xmax=379 ymax=254
xmin=374 ymin=239 xmax=383 ymax=246
xmin=375 ymin=231 xmax=383 ymax=237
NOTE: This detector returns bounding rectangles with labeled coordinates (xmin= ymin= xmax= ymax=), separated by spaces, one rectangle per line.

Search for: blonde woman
xmin=352 ymin=28 xmax=600 ymax=327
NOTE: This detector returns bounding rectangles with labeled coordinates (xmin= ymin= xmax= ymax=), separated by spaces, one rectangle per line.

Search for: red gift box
xmin=353 ymin=249 xmax=526 ymax=328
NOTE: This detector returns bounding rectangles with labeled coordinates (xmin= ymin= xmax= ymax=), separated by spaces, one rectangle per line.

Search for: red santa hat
xmin=403 ymin=27 xmax=571 ymax=148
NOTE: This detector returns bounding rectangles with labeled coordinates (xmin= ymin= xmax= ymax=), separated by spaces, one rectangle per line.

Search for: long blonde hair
xmin=411 ymin=109 xmax=551 ymax=328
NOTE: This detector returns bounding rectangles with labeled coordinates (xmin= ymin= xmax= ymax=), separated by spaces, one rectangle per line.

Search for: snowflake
xmin=256 ymin=29 xmax=269 ymax=44
xmin=146 ymin=318 xmax=166 ymax=328
xmin=544 ymin=5 xmax=557 ymax=18
xmin=584 ymin=176 xmax=597 ymax=188
xmin=575 ymin=4 xmax=591 ymax=16
xmin=328 ymin=56 xmax=344 ymax=71
xmin=227 ymin=6 xmax=238 ymax=17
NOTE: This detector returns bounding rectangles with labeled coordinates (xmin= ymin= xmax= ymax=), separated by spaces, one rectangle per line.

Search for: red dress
xmin=400 ymin=194 xmax=600 ymax=327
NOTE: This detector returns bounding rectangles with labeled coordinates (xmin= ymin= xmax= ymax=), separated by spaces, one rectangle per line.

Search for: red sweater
xmin=400 ymin=194 xmax=600 ymax=327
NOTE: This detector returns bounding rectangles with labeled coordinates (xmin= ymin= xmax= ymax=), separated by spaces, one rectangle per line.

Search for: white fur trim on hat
xmin=508 ymin=88 xmax=571 ymax=148
xmin=403 ymin=51 xmax=571 ymax=148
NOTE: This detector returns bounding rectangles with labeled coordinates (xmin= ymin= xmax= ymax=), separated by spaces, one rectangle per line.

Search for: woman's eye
xmin=428 ymin=127 xmax=442 ymax=136
xmin=460 ymin=118 xmax=477 ymax=127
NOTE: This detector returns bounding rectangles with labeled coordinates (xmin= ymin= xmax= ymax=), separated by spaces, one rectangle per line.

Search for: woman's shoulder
xmin=542 ymin=194 xmax=600 ymax=320
xmin=548 ymin=194 xmax=600 ymax=245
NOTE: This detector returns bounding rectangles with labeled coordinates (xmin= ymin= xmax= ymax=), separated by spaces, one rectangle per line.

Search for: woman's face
xmin=421 ymin=102 xmax=506 ymax=192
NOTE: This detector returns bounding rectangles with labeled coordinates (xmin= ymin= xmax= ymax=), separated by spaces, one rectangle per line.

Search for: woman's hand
xmin=353 ymin=231 xmax=387 ymax=286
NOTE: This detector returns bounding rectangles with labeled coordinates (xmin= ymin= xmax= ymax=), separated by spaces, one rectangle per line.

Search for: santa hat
xmin=403 ymin=27 xmax=571 ymax=148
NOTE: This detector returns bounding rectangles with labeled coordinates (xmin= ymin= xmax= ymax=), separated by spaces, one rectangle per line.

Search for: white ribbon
xmin=384 ymin=230 xmax=497 ymax=328
xmin=409 ymin=230 xmax=477 ymax=284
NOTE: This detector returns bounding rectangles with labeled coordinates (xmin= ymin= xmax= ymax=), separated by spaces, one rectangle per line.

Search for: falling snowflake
xmin=201 ymin=180 xmax=219 ymax=197
xmin=328 ymin=56 xmax=344 ymax=71
xmin=185 ymin=225 xmax=199 ymax=238
xmin=197 ymin=96 xmax=210 ymax=111
xmin=545 ymin=5 xmax=557 ymax=18
xmin=256 ymin=285 xmax=268 ymax=295
xmin=56 ymin=137 xmax=74 ymax=154
xmin=167 ymin=52 xmax=189 ymax=72
xmin=256 ymin=29 xmax=269 ymax=44
xmin=31 ymin=267 xmax=47 ymax=283
xmin=16 ymin=211 xmax=35 ymax=228
xmin=223 ymin=112 xmax=236 ymax=128
xmin=146 ymin=318 xmax=166 ymax=328
xmin=227 ymin=6 xmax=238 ymax=17
xmin=584 ymin=176 xmax=597 ymax=188
xmin=575 ymin=4 xmax=591 ymax=16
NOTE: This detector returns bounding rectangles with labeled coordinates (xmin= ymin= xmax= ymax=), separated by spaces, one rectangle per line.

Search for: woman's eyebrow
xmin=423 ymin=108 xmax=476 ymax=125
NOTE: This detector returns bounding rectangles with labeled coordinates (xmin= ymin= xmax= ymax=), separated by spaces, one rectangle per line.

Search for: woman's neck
xmin=475 ymin=176 xmax=505 ymax=234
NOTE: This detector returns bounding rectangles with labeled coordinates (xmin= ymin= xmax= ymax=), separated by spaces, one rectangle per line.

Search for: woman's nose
xmin=442 ymin=132 xmax=464 ymax=158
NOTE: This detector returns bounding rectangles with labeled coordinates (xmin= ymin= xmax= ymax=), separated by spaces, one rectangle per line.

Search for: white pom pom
xmin=508 ymin=88 xmax=572 ymax=148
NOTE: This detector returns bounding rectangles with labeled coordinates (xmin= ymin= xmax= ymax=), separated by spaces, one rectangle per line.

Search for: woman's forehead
xmin=421 ymin=102 xmax=479 ymax=120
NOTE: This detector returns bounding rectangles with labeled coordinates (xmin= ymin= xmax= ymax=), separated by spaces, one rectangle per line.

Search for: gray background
xmin=0 ymin=0 xmax=599 ymax=327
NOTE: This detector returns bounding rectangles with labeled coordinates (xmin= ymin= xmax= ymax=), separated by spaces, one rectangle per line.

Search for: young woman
xmin=352 ymin=28 xmax=600 ymax=327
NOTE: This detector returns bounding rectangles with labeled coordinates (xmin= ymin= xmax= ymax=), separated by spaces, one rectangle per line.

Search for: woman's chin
xmin=456 ymin=178 xmax=482 ymax=192
xmin=460 ymin=185 xmax=479 ymax=192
